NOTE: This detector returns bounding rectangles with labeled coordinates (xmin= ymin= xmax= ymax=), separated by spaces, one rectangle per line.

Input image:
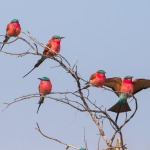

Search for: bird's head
xmin=124 ymin=75 xmax=133 ymax=79
xmin=11 ymin=19 xmax=19 ymax=23
xmin=52 ymin=35 xmax=65 ymax=40
xmin=97 ymin=70 xmax=106 ymax=74
xmin=123 ymin=75 xmax=133 ymax=83
xmin=38 ymin=77 xmax=50 ymax=81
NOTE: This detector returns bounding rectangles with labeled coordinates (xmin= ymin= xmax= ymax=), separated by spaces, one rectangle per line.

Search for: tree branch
xmin=35 ymin=123 xmax=80 ymax=150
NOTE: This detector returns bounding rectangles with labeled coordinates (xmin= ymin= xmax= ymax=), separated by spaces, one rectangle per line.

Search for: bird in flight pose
xmin=104 ymin=75 xmax=150 ymax=122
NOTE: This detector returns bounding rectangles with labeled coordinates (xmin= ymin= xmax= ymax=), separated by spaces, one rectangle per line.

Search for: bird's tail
xmin=108 ymin=94 xmax=131 ymax=123
xmin=108 ymin=102 xmax=131 ymax=123
xmin=108 ymin=101 xmax=131 ymax=113
xmin=74 ymin=84 xmax=90 ymax=93
xmin=37 ymin=96 xmax=45 ymax=113
xmin=108 ymin=93 xmax=131 ymax=113
xmin=23 ymin=56 xmax=46 ymax=78
xmin=0 ymin=36 xmax=10 ymax=50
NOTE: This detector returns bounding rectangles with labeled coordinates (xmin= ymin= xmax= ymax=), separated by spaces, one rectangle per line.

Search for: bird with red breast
xmin=1 ymin=19 xmax=21 ymax=50
xmin=37 ymin=76 xmax=52 ymax=113
xmin=23 ymin=35 xmax=65 ymax=78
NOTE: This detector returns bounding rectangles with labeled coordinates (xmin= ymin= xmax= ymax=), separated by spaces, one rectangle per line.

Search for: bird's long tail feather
xmin=115 ymin=107 xmax=121 ymax=123
xmin=0 ymin=36 xmax=10 ymax=50
xmin=74 ymin=84 xmax=90 ymax=93
xmin=23 ymin=67 xmax=36 ymax=78
xmin=108 ymin=101 xmax=131 ymax=113
xmin=23 ymin=57 xmax=46 ymax=78
xmin=108 ymin=100 xmax=131 ymax=123
xmin=37 ymin=96 xmax=45 ymax=113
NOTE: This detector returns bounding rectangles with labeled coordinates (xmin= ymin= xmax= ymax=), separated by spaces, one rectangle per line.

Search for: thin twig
xmin=36 ymin=123 xmax=80 ymax=150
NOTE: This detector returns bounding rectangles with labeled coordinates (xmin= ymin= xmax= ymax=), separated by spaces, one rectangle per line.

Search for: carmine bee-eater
xmin=88 ymin=70 xmax=106 ymax=87
xmin=37 ymin=76 xmax=52 ymax=113
xmin=1 ymin=19 xmax=21 ymax=50
xmin=23 ymin=35 xmax=65 ymax=78
xmin=76 ymin=70 xmax=106 ymax=92
xmin=104 ymin=75 xmax=150 ymax=122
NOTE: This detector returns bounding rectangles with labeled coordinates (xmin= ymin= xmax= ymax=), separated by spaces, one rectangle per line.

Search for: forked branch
xmin=35 ymin=123 xmax=81 ymax=150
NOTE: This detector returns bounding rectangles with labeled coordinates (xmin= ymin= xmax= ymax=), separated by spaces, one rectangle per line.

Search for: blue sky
xmin=0 ymin=0 xmax=150 ymax=150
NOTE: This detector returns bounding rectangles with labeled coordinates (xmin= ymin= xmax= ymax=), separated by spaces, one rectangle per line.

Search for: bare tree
xmin=1 ymin=31 xmax=138 ymax=150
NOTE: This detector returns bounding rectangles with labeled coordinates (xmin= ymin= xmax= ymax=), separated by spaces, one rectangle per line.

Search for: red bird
xmin=104 ymin=75 xmax=150 ymax=122
xmin=23 ymin=35 xmax=64 ymax=78
xmin=88 ymin=70 xmax=106 ymax=87
xmin=37 ymin=77 xmax=52 ymax=113
xmin=1 ymin=19 xmax=21 ymax=50
xmin=76 ymin=70 xmax=106 ymax=92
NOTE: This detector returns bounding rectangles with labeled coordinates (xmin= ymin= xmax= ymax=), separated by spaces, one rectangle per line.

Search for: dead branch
xmin=84 ymin=127 xmax=88 ymax=150
xmin=1 ymin=32 xmax=139 ymax=150
xmin=35 ymin=123 xmax=80 ymax=150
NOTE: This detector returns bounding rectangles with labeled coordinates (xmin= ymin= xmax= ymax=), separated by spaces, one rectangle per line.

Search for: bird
xmin=75 ymin=70 xmax=106 ymax=92
xmin=23 ymin=35 xmax=65 ymax=78
xmin=1 ymin=19 xmax=21 ymax=50
xmin=80 ymin=148 xmax=85 ymax=150
xmin=37 ymin=76 xmax=52 ymax=113
xmin=104 ymin=75 xmax=150 ymax=122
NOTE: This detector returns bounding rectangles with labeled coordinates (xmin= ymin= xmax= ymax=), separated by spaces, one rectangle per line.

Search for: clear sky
xmin=0 ymin=0 xmax=150 ymax=150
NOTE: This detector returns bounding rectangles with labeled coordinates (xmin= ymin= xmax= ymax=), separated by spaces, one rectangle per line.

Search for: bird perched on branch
xmin=23 ymin=35 xmax=65 ymax=78
xmin=1 ymin=19 xmax=21 ymax=50
xmin=76 ymin=70 xmax=106 ymax=92
xmin=104 ymin=75 xmax=150 ymax=122
xmin=37 ymin=77 xmax=52 ymax=113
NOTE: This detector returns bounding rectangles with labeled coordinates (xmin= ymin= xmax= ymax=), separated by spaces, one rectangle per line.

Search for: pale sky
xmin=0 ymin=0 xmax=150 ymax=150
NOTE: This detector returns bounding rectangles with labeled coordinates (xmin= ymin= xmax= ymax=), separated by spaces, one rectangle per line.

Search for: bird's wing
xmin=133 ymin=79 xmax=150 ymax=95
xmin=104 ymin=77 xmax=122 ymax=97
xmin=38 ymin=84 xmax=41 ymax=93
xmin=6 ymin=23 xmax=10 ymax=32
xmin=89 ymin=73 xmax=97 ymax=81
xmin=43 ymin=43 xmax=52 ymax=56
